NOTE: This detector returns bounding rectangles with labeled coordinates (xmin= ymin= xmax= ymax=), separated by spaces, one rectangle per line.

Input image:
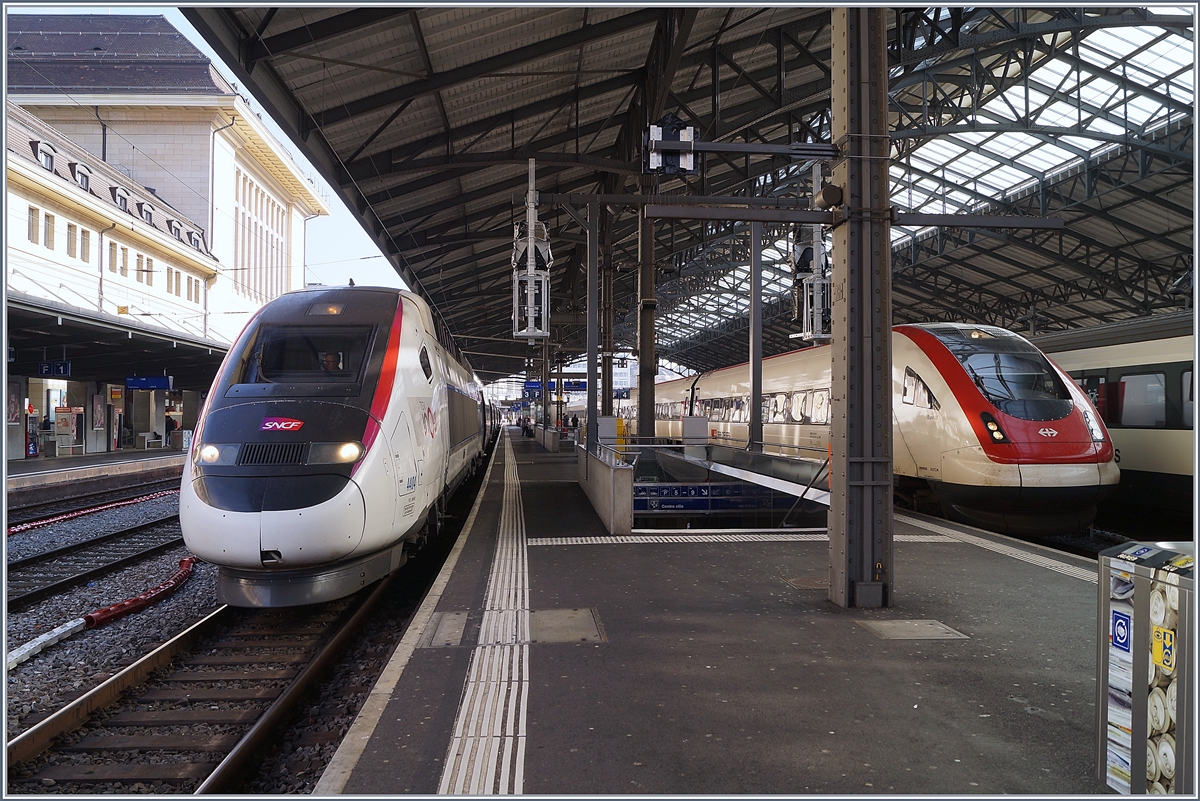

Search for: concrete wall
xmin=535 ymin=425 xmax=560 ymax=453
xmin=576 ymin=443 xmax=633 ymax=536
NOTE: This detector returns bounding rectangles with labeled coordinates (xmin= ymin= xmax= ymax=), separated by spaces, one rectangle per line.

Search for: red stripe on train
xmin=359 ymin=296 xmax=404 ymax=470
xmin=896 ymin=325 xmax=1108 ymax=466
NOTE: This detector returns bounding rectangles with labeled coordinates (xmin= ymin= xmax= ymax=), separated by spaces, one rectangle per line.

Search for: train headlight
xmin=979 ymin=413 xmax=1009 ymax=443
xmin=308 ymin=441 xmax=364 ymax=464
xmin=1081 ymin=407 xmax=1106 ymax=442
xmin=197 ymin=443 xmax=240 ymax=465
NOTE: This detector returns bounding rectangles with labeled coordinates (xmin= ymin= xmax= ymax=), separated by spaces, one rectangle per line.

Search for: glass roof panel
xmin=657 ymin=18 xmax=1191 ymax=361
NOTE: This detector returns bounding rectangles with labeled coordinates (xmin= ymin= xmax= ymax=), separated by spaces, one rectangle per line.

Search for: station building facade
xmin=5 ymin=14 xmax=329 ymax=460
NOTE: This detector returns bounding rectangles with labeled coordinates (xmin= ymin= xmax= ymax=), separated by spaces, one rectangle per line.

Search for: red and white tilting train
xmin=622 ymin=323 xmax=1119 ymax=537
xmin=180 ymin=286 xmax=497 ymax=607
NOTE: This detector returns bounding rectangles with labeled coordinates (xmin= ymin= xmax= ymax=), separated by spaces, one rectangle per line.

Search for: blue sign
xmin=614 ymin=388 xmax=630 ymax=399
xmin=126 ymin=376 xmax=172 ymax=390
xmin=37 ymin=361 xmax=53 ymax=377
xmin=523 ymin=381 xmax=542 ymax=390
xmin=1112 ymin=610 xmax=1132 ymax=653
xmin=52 ymin=360 xmax=71 ymax=377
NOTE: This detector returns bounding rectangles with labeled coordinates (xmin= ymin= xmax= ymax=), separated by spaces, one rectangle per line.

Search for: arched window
xmin=112 ymin=187 xmax=131 ymax=213
xmin=138 ymin=202 xmax=155 ymax=224
xmin=70 ymin=163 xmax=91 ymax=191
xmin=32 ymin=141 xmax=56 ymax=172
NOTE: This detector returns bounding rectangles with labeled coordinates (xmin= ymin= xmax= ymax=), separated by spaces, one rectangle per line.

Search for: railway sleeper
xmin=32 ymin=762 xmax=218 ymax=783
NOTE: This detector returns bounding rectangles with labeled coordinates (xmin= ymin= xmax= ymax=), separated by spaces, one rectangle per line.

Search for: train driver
xmin=321 ymin=352 xmax=341 ymax=371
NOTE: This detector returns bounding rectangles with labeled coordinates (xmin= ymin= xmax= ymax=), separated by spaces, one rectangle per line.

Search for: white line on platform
xmin=439 ymin=435 xmax=530 ymax=795
xmin=897 ymin=514 xmax=1098 ymax=583
xmin=313 ymin=437 xmax=500 ymax=795
xmin=529 ymin=532 xmax=958 ymax=545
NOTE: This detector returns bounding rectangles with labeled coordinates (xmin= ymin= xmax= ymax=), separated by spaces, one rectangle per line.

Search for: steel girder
xmin=184 ymin=8 xmax=1192 ymax=380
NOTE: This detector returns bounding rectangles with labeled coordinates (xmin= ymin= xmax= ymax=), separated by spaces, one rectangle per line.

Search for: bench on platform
xmin=138 ymin=432 xmax=164 ymax=449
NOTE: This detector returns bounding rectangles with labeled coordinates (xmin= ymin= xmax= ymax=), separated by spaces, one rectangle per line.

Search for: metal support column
xmin=828 ymin=7 xmax=893 ymax=608
xmin=586 ymin=202 xmax=599 ymax=453
xmin=637 ymin=195 xmax=657 ymax=440
xmin=601 ymin=205 xmax=614 ymax=417
xmin=541 ymin=338 xmax=550 ymax=430
xmin=748 ymin=221 xmax=763 ymax=452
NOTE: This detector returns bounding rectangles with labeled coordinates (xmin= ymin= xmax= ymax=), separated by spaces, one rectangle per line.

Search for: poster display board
xmin=1098 ymin=543 xmax=1192 ymax=794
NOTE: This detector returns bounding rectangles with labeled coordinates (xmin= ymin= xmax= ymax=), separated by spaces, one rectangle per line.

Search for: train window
xmin=1118 ymin=373 xmax=1166 ymax=428
xmin=1183 ymin=371 xmax=1193 ymax=429
xmin=810 ymin=389 xmax=830 ymax=425
xmin=243 ymin=325 xmax=373 ymax=385
xmin=307 ymin=303 xmax=344 ymax=315
xmin=902 ymin=368 xmax=940 ymax=410
xmin=419 ymin=346 xmax=433 ymax=382
xmin=790 ymin=391 xmax=808 ymax=423
xmin=933 ymin=328 xmax=1072 ymax=420
xmin=771 ymin=393 xmax=788 ymax=423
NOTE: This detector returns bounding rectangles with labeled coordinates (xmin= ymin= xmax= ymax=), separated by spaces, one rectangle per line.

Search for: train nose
xmin=181 ymin=472 xmax=366 ymax=568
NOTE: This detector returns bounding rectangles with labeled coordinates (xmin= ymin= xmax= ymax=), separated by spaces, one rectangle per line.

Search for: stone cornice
xmin=11 ymin=92 xmax=330 ymax=215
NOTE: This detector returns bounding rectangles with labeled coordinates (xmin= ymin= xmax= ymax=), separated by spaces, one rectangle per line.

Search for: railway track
xmin=7 ymin=481 xmax=181 ymax=527
xmin=7 ymin=516 xmax=183 ymax=612
xmin=6 ymin=576 xmax=394 ymax=794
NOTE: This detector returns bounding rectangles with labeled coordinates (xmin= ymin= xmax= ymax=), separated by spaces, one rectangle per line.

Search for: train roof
xmin=1031 ymin=311 xmax=1194 ymax=353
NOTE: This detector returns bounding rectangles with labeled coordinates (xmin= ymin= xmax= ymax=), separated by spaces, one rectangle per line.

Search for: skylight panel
xmin=919 ymin=139 xmax=967 ymax=162
xmin=951 ymin=130 xmax=991 ymax=146
xmin=1084 ymin=28 xmax=1159 ymax=62
xmin=984 ymin=164 xmax=1033 ymax=187
xmin=948 ymin=151 xmax=1001 ymax=176
xmin=1035 ymin=103 xmax=1084 ymax=128
xmin=1076 ymin=77 xmax=1122 ymax=110
xmin=1086 ymin=117 xmax=1133 ymax=137
xmin=1016 ymin=143 xmax=1077 ymax=171
xmin=977 ymin=136 xmax=1030 ymax=160
xmin=1123 ymin=95 xmax=1169 ymax=126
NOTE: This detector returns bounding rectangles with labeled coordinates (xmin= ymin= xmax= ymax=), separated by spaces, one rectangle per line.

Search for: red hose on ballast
xmin=84 ymin=557 xmax=197 ymax=629
xmin=7 ymin=490 xmax=180 ymax=535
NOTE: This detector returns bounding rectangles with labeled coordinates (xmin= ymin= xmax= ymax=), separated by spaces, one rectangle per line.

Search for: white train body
xmin=180 ymin=286 xmax=487 ymax=607
xmin=615 ymin=323 xmax=1119 ymax=536
xmin=1035 ymin=311 xmax=1194 ymax=516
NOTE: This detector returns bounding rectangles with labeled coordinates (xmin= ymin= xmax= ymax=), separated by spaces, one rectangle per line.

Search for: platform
xmin=5 ymin=449 xmax=185 ymax=501
xmin=317 ymin=428 xmax=1108 ymax=795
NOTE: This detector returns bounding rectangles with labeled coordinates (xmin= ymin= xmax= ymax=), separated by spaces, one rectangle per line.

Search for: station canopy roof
xmin=7 ymin=292 xmax=228 ymax=392
xmin=184 ymin=7 xmax=1194 ymax=381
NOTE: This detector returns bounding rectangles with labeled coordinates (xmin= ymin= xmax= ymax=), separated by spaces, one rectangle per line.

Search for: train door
xmin=391 ymin=411 xmax=418 ymax=498
xmin=388 ymin=411 xmax=419 ymax=528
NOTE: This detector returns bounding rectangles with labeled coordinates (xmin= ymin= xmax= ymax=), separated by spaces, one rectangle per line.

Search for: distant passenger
xmin=165 ymin=416 xmax=178 ymax=434
xmin=40 ymin=414 xmax=52 ymax=431
xmin=571 ymin=414 xmax=579 ymax=428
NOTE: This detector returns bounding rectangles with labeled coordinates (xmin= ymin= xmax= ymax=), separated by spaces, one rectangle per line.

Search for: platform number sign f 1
xmin=1111 ymin=610 xmax=1132 ymax=653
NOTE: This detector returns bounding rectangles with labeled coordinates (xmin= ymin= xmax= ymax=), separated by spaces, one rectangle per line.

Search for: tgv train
xmin=620 ymin=323 xmax=1119 ymax=536
xmin=180 ymin=286 xmax=493 ymax=607
xmin=1034 ymin=311 xmax=1194 ymax=517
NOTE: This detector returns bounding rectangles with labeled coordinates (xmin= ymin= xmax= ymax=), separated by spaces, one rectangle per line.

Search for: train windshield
xmin=238 ymin=325 xmax=375 ymax=386
xmin=927 ymin=326 xmax=1073 ymax=421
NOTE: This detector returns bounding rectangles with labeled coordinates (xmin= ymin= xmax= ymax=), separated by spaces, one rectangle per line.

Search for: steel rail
xmin=7 ymin=515 xmax=183 ymax=612
xmin=195 ymin=572 xmax=399 ymax=793
xmin=7 ymin=480 xmax=180 ymax=524
xmin=6 ymin=605 xmax=232 ymax=765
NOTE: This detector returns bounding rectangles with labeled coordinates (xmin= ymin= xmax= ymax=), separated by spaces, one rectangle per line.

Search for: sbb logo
xmin=261 ymin=417 xmax=304 ymax=431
